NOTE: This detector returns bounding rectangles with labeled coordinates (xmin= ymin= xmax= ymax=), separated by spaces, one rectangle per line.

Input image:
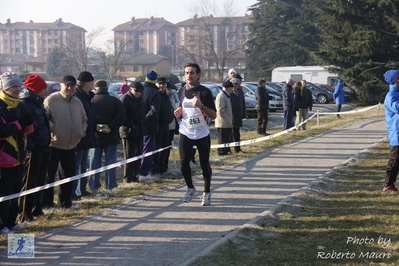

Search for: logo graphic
xmin=8 ymin=234 xmax=34 ymax=258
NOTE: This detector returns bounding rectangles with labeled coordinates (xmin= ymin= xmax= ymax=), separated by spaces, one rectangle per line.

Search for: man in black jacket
xmin=255 ymin=78 xmax=271 ymax=135
xmin=138 ymin=71 xmax=161 ymax=181
xmin=72 ymin=71 xmax=95 ymax=200
xmin=19 ymin=75 xmax=51 ymax=222
xmin=89 ymin=80 xmax=126 ymax=191
xmin=152 ymin=77 xmax=174 ymax=175
xmin=120 ymin=82 xmax=146 ymax=183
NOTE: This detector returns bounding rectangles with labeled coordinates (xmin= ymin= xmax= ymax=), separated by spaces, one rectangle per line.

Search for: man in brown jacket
xmin=42 ymin=75 xmax=87 ymax=209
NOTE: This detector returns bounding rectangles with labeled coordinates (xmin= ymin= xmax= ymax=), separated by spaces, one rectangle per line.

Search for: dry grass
xmin=0 ymin=105 xmax=384 ymax=251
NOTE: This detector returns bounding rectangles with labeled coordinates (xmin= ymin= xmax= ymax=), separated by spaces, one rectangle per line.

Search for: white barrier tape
xmin=311 ymin=104 xmax=378 ymax=115
xmin=0 ymin=104 xmax=380 ymax=202
xmin=0 ymin=145 xmax=172 ymax=202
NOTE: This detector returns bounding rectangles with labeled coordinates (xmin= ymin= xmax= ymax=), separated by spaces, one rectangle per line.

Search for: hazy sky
xmin=0 ymin=0 xmax=258 ymax=46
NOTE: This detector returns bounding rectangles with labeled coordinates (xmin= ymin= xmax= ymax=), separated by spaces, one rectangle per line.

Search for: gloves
xmin=96 ymin=124 xmax=111 ymax=133
xmin=18 ymin=112 xmax=34 ymax=127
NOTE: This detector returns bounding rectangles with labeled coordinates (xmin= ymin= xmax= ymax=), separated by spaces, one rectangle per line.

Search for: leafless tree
xmin=62 ymin=27 xmax=104 ymax=74
xmin=180 ymin=0 xmax=243 ymax=80
xmin=93 ymin=38 xmax=131 ymax=83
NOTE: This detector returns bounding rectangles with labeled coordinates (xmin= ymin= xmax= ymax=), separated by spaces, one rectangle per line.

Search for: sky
xmin=0 ymin=0 xmax=259 ymax=46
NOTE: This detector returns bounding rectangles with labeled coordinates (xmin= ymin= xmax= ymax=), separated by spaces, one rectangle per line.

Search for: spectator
xmin=120 ymin=82 xmax=146 ymax=183
xmin=151 ymin=78 xmax=174 ymax=175
xmin=255 ymin=78 xmax=271 ymax=135
xmin=333 ymin=78 xmax=346 ymax=118
xmin=89 ymin=80 xmax=126 ymax=191
xmin=295 ymin=80 xmax=313 ymax=130
xmin=383 ymin=70 xmax=399 ymax=192
xmin=230 ymin=74 xmax=246 ymax=152
xmin=174 ymin=63 xmax=216 ymax=206
xmin=225 ymin=68 xmax=236 ymax=81
xmin=120 ymin=79 xmax=129 ymax=96
xmin=72 ymin=71 xmax=95 ymax=200
xmin=292 ymin=81 xmax=301 ymax=128
xmin=138 ymin=71 xmax=161 ymax=181
xmin=18 ymin=75 xmax=50 ymax=222
xmin=43 ymin=75 xmax=87 ymax=209
xmin=0 ymin=72 xmax=34 ymax=234
xmin=215 ymin=80 xmax=234 ymax=156
xmin=282 ymin=78 xmax=294 ymax=130
xmin=165 ymin=81 xmax=179 ymax=170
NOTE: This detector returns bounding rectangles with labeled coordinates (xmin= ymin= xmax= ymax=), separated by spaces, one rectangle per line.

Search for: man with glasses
xmin=43 ymin=75 xmax=87 ymax=209
xmin=120 ymin=82 xmax=146 ymax=183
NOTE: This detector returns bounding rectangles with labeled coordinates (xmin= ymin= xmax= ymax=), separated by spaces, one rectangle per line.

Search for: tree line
xmin=246 ymin=0 xmax=399 ymax=105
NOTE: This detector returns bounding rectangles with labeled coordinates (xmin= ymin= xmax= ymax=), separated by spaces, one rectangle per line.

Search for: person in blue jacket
xmin=333 ymin=78 xmax=346 ymax=118
xmin=383 ymin=70 xmax=399 ymax=192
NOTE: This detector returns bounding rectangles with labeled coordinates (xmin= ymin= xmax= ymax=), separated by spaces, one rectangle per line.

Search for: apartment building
xmin=176 ymin=14 xmax=252 ymax=79
xmin=0 ymin=18 xmax=86 ymax=57
xmin=113 ymin=17 xmax=177 ymax=55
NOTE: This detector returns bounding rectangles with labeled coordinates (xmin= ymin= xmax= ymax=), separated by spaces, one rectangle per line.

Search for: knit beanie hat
xmin=94 ymin=79 xmax=108 ymax=88
xmin=223 ymin=80 xmax=234 ymax=88
xmin=145 ymin=70 xmax=158 ymax=84
xmin=129 ymin=81 xmax=144 ymax=91
xmin=384 ymin=70 xmax=399 ymax=85
xmin=0 ymin=72 xmax=22 ymax=90
xmin=24 ymin=75 xmax=47 ymax=93
xmin=77 ymin=71 xmax=94 ymax=82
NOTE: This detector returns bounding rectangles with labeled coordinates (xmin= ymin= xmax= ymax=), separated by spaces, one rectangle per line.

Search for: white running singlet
xmin=179 ymin=95 xmax=210 ymax=140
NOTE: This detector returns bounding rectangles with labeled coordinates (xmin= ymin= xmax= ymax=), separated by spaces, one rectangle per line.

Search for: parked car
xmin=303 ymin=82 xmax=334 ymax=104
xmin=240 ymin=82 xmax=283 ymax=112
xmin=316 ymin=83 xmax=352 ymax=102
xmin=44 ymin=81 xmax=61 ymax=97
xmin=202 ymin=82 xmax=257 ymax=118
xmin=108 ymin=82 xmax=123 ymax=98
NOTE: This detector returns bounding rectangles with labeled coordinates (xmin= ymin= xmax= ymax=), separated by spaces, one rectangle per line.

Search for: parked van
xmin=271 ymin=65 xmax=340 ymax=87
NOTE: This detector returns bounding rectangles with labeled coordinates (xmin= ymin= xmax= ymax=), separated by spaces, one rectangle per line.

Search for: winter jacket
xmin=215 ymin=89 xmax=233 ymax=128
xmin=119 ymin=91 xmax=147 ymax=140
xmin=230 ymin=91 xmax=244 ymax=128
xmin=91 ymin=87 xmax=126 ymax=146
xmin=384 ymin=86 xmax=399 ymax=146
xmin=158 ymin=91 xmax=174 ymax=126
xmin=255 ymin=85 xmax=270 ymax=111
xmin=297 ymin=87 xmax=313 ymax=110
xmin=282 ymin=83 xmax=294 ymax=111
xmin=44 ymin=92 xmax=87 ymax=150
xmin=75 ymin=86 xmax=96 ymax=150
xmin=20 ymin=89 xmax=51 ymax=151
xmin=0 ymin=93 xmax=34 ymax=167
xmin=142 ymin=82 xmax=161 ymax=135
xmin=333 ymin=83 xmax=346 ymax=105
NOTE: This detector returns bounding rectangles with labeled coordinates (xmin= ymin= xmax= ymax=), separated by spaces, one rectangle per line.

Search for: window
xmin=139 ymin=39 xmax=144 ymax=44
xmin=140 ymin=31 xmax=144 ymax=36
xmin=120 ymin=66 xmax=125 ymax=72
xmin=133 ymin=65 xmax=139 ymax=72
xmin=16 ymin=31 xmax=22 ymax=36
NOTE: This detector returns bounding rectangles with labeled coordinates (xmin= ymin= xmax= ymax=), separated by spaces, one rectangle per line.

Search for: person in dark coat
xmin=89 ymin=80 xmax=126 ymax=191
xmin=282 ymin=78 xmax=294 ymax=130
xmin=138 ymin=71 xmax=161 ymax=181
xmin=295 ymin=80 xmax=313 ymax=130
xmin=255 ymin=78 xmax=271 ymax=135
xmin=152 ymin=77 xmax=174 ymax=175
xmin=18 ymin=75 xmax=51 ymax=222
xmin=230 ymin=74 xmax=246 ymax=152
xmin=72 ymin=71 xmax=96 ymax=200
xmin=120 ymin=82 xmax=147 ymax=183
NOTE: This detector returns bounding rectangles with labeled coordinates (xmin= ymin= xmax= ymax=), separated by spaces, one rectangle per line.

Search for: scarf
xmin=0 ymin=90 xmax=20 ymax=110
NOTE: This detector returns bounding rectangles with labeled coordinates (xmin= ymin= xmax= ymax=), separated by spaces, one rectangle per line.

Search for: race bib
xmin=187 ymin=114 xmax=205 ymax=129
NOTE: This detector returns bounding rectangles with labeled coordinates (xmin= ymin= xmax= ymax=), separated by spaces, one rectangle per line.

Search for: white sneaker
xmin=138 ymin=174 xmax=155 ymax=181
xmin=183 ymin=187 xmax=196 ymax=202
xmin=0 ymin=227 xmax=13 ymax=235
xmin=201 ymin=192 xmax=211 ymax=206
xmin=69 ymin=204 xmax=79 ymax=210
xmin=10 ymin=224 xmax=28 ymax=232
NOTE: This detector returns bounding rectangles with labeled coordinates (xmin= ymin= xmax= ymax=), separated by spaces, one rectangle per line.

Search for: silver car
xmin=240 ymin=82 xmax=283 ymax=112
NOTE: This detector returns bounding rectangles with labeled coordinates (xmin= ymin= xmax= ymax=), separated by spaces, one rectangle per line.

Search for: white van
xmin=271 ymin=65 xmax=340 ymax=87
